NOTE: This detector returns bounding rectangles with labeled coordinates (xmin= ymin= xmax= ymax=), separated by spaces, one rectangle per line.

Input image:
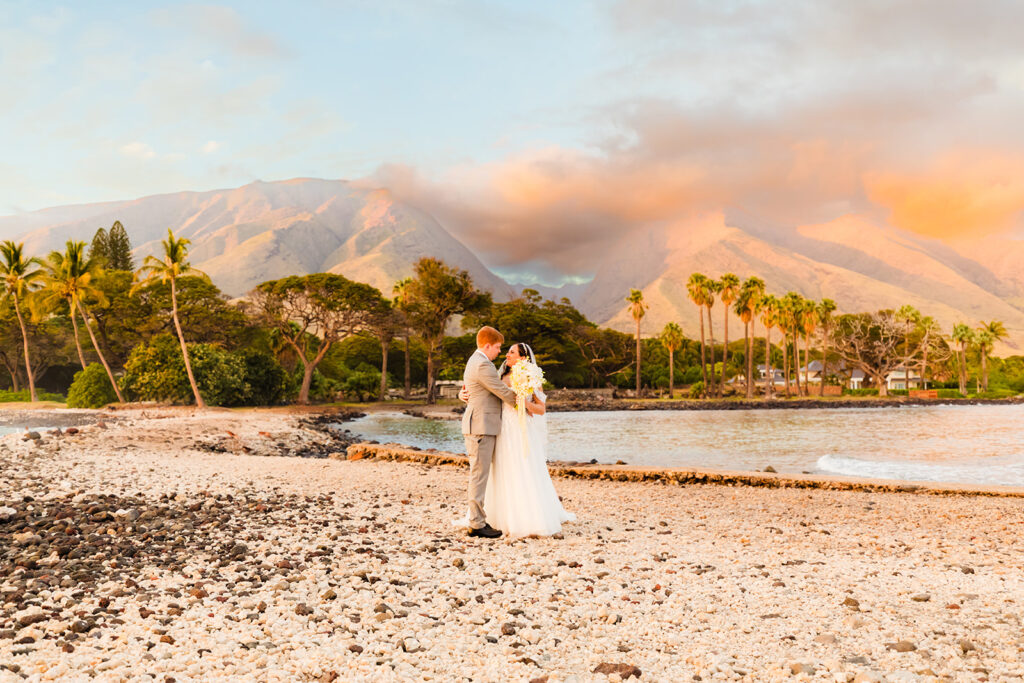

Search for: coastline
xmin=345 ymin=442 xmax=1024 ymax=499
xmin=396 ymin=396 xmax=1024 ymax=420
xmin=2 ymin=407 xmax=1023 ymax=681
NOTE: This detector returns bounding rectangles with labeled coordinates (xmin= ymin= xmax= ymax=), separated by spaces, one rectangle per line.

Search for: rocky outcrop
xmin=343 ymin=443 xmax=1024 ymax=498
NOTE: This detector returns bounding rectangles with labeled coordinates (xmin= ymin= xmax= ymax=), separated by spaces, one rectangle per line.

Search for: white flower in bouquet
xmin=510 ymin=359 xmax=544 ymax=455
xmin=511 ymin=360 xmax=544 ymax=411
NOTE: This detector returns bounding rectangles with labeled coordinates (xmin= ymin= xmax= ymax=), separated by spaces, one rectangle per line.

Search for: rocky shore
xmin=545 ymin=396 xmax=1024 ymax=413
xmin=399 ymin=396 xmax=1024 ymax=420
xmin=2 ymin=408 xmax=1022 ymax=681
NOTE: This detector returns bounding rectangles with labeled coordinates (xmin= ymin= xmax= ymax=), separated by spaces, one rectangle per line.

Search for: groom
xmin=462 ymin=326 xmax=518 ymax=538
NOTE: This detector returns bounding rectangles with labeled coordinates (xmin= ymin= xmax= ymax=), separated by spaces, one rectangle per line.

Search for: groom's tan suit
xmin=462 ymin=349 xmax=517 ymax=529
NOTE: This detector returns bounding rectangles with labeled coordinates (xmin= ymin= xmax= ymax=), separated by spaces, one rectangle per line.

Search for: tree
xmin=687 ymin=273 xmax=710 ymax=393
xmin=759 ymin=294 xmax=780 ymax=399
xmin=0 ymin=241 xmax=44 ymax=401
xmin=717 ymin=273 xmax=740 ymax=397
xmin=736 ymin=277 xmax=765 ymax=399
xmin=660 ymin=322 xmax=684 ymax=399
xmin=89 ymin=228 xmax=109 ymax=268
xmin=106 ymin=221 xmax=135 ymax=271
xmin=798 ymin=297 xmax=816 ymax=396
xmin=704 ymin=278 xmax=721 ymax=396
xmin=951 ymin=323 xmax=974 ymax=395
xmin=816 ymin=299 xmax=837 ymax=397
xmin=830 ymin=311 xmax=906 ymax=397
xmin=896 ymin=305 xmax=921 ymax=392
xmin=365 ymin=298 xmax=405 ymax=401
xmin=38 ymin=240 xmax=125 ymax=402
xmin=134 ymin=229 xmax=209 ymax=408
xmin=626 ymin=289 xmax=648 ymax=395
xmin=393 ymin=278 xmax=414 ymax=399
xmin=398 ymin=258 xmax=490 ymax=404
xmin=977 ymin=320 xmax=1007 ymax=392
xmin=917 ymin=315 xmax=949 ymax=391
xmin=778 ymin=292 xmax=803 ymax=397
xmin=252 ymin=273 xmax=385 ymax=404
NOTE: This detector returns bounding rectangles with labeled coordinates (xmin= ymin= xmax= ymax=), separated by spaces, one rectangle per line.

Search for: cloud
xmin=360 ymin=2 xmax=1024 ymax=280
xmin=119 ymin=142 xmax=157 ymax=160
xmin=202 ymin=140 xmax=221 ymax=154
xmin=866 ymin=152 xmax=1024 ymax=240
xmin=149 ymin=4 xmax=290 ymax=59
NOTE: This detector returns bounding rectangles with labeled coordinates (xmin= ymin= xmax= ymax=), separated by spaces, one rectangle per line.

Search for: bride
xmin=459 ymin=342 xmax=575 ymax=537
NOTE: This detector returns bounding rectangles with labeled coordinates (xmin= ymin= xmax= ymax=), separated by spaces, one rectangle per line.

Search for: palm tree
xmin=393 ymin=278 xmax=413 ymax=400
xmin=736 ymin=277 xmax=765 ymax=399
xmin=0 ymin=242 xmax=44 ymax=401
xmin=626 ymin=289 xmax=648 ymax=395
xmin=951 ymin=323 xmax=974 ymax=396
xmin=977 ymin=320 xmax=1007 ymax=392
xmin=816 ymin=299 xmax=837 ymax=397
xmin=799 ymin=298 xmax=817 ymax=396
xmin=783 ymin=294 xmax=809 ymax=397
xmin=39 ymin=241 xmax=125 ymax=402
xmin=704 ymin=278 xmax=721 ymax=396
xmin=687 ymin=273 xmax=709 ymax=393
xmin=660 ymin=322 xmax=684 ymax=399
xmin=718 ymin=273 xmax=741 ymax=397
xmin=779 ymin=293 xmax=803 ymax=397
xmin=134 ymin=228 xmax=207 ymax=408
xmin=759 ymin=294 xmax=780 ymax=399
xmin=896 ymin=305 xmax=920 ymax=393
xmin=917 ymin=315 xmax=940 ymax=390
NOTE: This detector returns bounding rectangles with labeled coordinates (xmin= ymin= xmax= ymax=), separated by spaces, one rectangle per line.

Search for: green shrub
xmin=67 ymin=363 xmax=118 ymax=408
xmin=844 ymin=388 xmax=879 ymax=396
xmin=122 ymin=334 xmax=248 ymax=406
xmin=0 ymin=389 xmax=65 ymax=403
xmin=688 ymin=381 xmax=705 ymax=399
xmin=306 ymin=370 xmax=341 ymax=402
xmin=237 ymin=350 xmax=294 ymax=405
xmin=680 ymin=367 xmax=702 ymax=385
xmin=188 ymin=344 xmax=247 ymax=406
xmin=936 ymin=388 xmax=965 ymax=399
xmin=342 ymin=365 xmax=382 ymax=402
xmin=122 ymin=335 xmax=189 ymax=403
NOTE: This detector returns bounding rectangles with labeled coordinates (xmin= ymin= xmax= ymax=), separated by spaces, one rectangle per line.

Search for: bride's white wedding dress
xmin=482 ymin=390 xmax=576 ymax=537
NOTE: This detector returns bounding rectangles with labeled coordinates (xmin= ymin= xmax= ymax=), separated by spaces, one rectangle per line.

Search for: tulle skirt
xmin=481 ymin=406 xmax=575 ymax=537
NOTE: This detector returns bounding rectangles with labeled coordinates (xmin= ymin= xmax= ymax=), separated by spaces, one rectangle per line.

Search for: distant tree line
xmin=0 ymin=222 xmax=1020 ymax=407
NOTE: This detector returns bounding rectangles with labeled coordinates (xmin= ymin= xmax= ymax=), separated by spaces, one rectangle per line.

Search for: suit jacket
xmin=462 ymin=350 xmax=518 ymax=436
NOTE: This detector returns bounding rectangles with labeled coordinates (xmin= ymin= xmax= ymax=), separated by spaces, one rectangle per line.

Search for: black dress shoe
xmin=467 ymin=524 xmax=502 ymax=539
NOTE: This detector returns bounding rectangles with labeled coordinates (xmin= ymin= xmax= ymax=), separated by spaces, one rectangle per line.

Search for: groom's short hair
xmin=476 ymin=326 xmax=504 ymax=347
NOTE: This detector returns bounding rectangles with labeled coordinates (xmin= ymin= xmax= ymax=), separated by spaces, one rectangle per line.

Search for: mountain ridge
xmin=2 ymin=178 xmax=1021 ymax=353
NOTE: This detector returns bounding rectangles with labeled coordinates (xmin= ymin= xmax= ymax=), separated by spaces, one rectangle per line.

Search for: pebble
xmin=0 ymin=408 xmax=1021 ymax=682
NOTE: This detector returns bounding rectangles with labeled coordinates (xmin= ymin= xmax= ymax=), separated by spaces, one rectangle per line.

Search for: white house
xmin=884 ymin=368 xmax=922 ymax=391
xmin=798 ymin=360 xmax=867 ymax=390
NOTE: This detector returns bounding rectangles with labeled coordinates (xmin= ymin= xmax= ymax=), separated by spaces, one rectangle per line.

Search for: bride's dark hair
xmin=499 ymin=343 xmax=529 ymax=378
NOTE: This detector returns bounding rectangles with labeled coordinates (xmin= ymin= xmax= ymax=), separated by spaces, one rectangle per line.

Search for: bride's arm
xmin=524 ymin=392 xmax=546 ymax=416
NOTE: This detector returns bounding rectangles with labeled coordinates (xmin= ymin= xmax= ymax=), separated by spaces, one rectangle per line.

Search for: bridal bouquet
xmin=510 ymin=360 xmax=544 ymax=455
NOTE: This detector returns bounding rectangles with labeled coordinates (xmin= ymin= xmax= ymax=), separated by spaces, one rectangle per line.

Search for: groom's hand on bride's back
xmin=458 ymin=386 xmax=469 ymax=402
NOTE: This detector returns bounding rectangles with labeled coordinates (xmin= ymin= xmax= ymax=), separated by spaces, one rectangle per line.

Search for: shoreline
xmin=344 ymin=441 xmax=1024 ymax=499
xmin=395 ymin=396 xmax=1024 ymax=420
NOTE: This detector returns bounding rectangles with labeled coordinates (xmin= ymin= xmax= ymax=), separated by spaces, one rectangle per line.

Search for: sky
xmin=3 ymin=0 xmax=1024 ymax=283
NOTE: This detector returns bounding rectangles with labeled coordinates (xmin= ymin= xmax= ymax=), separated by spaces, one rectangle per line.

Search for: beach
xmin=2 ymin=408 xmax=1022 ymax=682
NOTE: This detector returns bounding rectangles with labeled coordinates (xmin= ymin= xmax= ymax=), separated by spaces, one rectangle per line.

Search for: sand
xmin=1 ymin=407 xmax=1022 ymax=682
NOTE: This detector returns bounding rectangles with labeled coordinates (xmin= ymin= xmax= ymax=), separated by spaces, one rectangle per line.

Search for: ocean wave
xmin=815 ymin=453 xmax=1024 ymax=487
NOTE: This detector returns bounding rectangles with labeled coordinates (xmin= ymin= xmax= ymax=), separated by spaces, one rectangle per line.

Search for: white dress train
xmin=482 ymin=393 xmax=575 ymax=537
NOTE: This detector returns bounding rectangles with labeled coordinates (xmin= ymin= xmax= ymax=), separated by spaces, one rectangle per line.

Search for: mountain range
xmin=1 ymin=178 xmax=1021 ymax=354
